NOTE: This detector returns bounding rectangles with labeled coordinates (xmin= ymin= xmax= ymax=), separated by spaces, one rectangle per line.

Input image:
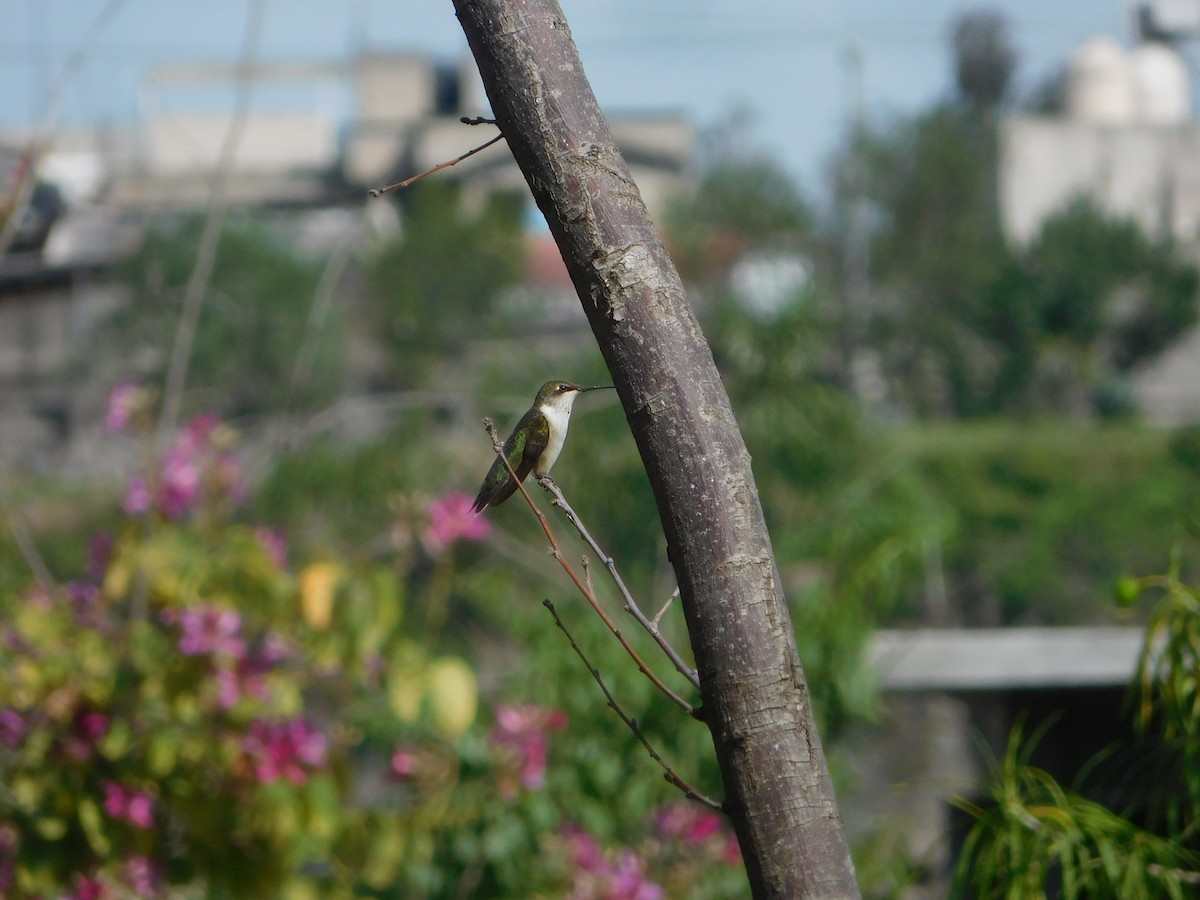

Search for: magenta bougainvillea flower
xmin=123 ymin=855 xmax=160 ymax=895
xmin=654 ymin=800 xmax=741 ymax=864
xmin=177 ymin=606 xmax=245 ymax=658
xmin=423 ymin=491 xmax=491 ymax=553
xmin=69 ymin=873 xmax=105 ymax=900
xmin=489 ymin=704 xmax=568 ymax=795
xmin=0 ymin=709 xmax=24 ymax=749
xmin=565 ymin=826 xmax=664 ymax=900
xmin=389 ymin=746 xmax=419 ymax=781
xmin=104 ymin=381 xmax=142 ymax=433
xmin=242 ymin=718 xmax=328 ymax=785
xmin=123 ymin=415 xmax=247 ymax=520
xmin=101 ymin=781 xmax=155 ymax=830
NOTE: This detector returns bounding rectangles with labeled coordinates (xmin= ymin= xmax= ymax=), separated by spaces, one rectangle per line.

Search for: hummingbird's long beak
xmin=582 ymin=385 xmax=615 ymax=392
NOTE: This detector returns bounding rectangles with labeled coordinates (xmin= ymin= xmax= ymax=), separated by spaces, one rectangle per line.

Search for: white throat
xmin=535 ymin=394 xmax=578 ymax=474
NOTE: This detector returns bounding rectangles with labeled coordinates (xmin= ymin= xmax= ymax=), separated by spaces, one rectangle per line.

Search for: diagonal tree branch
xmin=453 ymin=2 xmax=859 ymax=896
xmin=538 ymin=475 xmax=700 ymax=690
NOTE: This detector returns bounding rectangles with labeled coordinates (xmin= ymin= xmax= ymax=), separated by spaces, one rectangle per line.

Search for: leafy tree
xmin=834 ymin=15 xmax=1198 ymax=419
xmin=365 ymin=182 xmax=524 ymax=386
xmin=665 ymin=157 xmax=815 ymax=282
xmin=847 ymin=101 xmax=1011 ymax=417
xmin=109 ymin=215 xmax=344 ymax=418
xmin=982 ymin=200 xmax=1199 ymax=416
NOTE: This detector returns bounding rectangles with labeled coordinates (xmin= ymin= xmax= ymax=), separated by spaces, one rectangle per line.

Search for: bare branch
xmin=369 ymin=132 xmax=504 ymax=197
xmin=0 ymin=468 xmax=59 ymax=600
xmin=482 ymin=420 xmax=696 ymax=715
xmin=286 ymin=228 xmax=355 ymax=403
xmin=540 ymin=477 xmax=700 ymax=690
xmin=543 ymin=598 xmax=721 ymax=810
xmin=158 ymin=0 xmax=267 ymax=442
xmin=653 ymin=588 xmax=680 ymax=627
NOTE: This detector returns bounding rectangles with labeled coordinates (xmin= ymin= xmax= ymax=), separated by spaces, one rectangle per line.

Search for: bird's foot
xmin=535 ymin=473 xmax=558 ymax=492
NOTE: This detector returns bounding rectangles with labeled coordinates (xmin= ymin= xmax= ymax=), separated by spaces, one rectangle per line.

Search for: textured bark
xmin=451 ymin=2 xmax=860 ymax=896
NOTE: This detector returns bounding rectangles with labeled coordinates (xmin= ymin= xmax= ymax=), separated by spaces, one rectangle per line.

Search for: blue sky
xmin=1 ymin=0 xmax=1133 ymax=193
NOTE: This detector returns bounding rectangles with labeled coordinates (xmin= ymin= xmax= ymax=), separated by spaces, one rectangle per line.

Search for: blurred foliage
xmin=836 ymin=101 xmax=1198 ymax=419
xmin=843 ymin=102 xmax=1009 ymax=417
xmin=365 ymin=182 xmax=525 ymax=386
xmin=109 ymin=215 xmax=344 ymax=418
xmin=898 ymin=423 xmax=1200 ymax=625
xmin=955 ymin=560 xmax=1200 ymax=898
xmin=985 ymin=200 xmax=1200 ymax=416
xmin=665 ymin=156 xmax=818 ymax=283
xmin=0 ymin=411 xmax=745 ymax=898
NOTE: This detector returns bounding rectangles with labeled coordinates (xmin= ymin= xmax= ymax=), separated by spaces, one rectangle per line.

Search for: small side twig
xmin=544 ymin=598 xmax=721 ymax=810
xmin=653 ymin=588 xmax=680 ymax=627
xmin=483 ymin=419 xmax=696 ymax=716
xmin=369 ymin=127 xmax=504 ymax=197
xmin=0 ymin=468 xmax=60 ymax=601
xmin=539 ymin=477 xmax=701 ymax=691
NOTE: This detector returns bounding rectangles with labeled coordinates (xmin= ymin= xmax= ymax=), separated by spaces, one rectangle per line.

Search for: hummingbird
xmin=471 ymin=380 xmax=614 ymax=514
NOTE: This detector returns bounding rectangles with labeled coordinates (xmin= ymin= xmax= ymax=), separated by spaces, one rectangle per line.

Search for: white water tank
xmin=1068 ymin=36 xmax=1137 ymax=124
xmin=1131 ymin=42 xmax=1190 ymax=123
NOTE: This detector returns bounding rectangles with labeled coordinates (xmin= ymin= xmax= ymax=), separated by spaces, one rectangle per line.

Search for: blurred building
xmin=1 ymin=51 xmax=693 ymax=221
xmin=843 ymin=626 xmax=1148 ymax=898
xmin=999 ymin=6 xmax=1200 ymax=423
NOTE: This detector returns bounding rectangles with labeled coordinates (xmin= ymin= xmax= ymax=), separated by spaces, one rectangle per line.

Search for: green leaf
xmin=34 ymin=816 xmax=67 ymax=840
xmin=78 ymin=797 xmax=110 ymax=856
xmin=1114 ymin=576 xmax=1141 ymax=607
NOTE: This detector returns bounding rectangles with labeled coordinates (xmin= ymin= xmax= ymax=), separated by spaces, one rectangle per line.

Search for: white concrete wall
xmin=1000 ymin=116 xmax=1200 ymax=244
xmin=145 ymin=111 xmax=337 ymax=175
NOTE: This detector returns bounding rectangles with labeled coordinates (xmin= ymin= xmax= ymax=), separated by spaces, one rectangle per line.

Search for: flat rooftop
xmin=868 ymin=627 xmax=1147 ymax=691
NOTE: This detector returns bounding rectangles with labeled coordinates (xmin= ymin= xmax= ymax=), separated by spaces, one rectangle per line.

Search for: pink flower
xmin=183 ymin=413 xmax=220 ymax=446
xmin=243 ymin=717 xmax=328 ymax=785
xmin=655 ymin=801 xmax=740 ymax=865
xmin=125 ymin=415 xmax=248 ymax=520
xmin=178 ymin=606 xmax=245 ymax=658
xmin=0 ymin=709 xmax=25 ymax=748
xmin=654 ymin=802 xmax=724 ymax=843
xmin=489 ymin=704 xmax=568 ymax=794
xmin=565 ymin=827 xmax=664 ymax=900
xmin=104 ymin=381 xmax=141 ymax=432
xmin=389 ymin=746 xmax=418 ymax=781
xmin=70 ymin=873 xmax=106 ymax=900
xmin=159 ymin=445 xmax=202 ymax=519
xmin=122 ymin=474 xmax=151 ymax=515
xmin=609 ymin=850 xmax=664 ymax=900
xmin=123 ymin=855 xmax=160 ymax=896
xmin=566 ymin=826 xmax=606 ymax=873
xmin=214 ymin=655 xmax=272 ymax=710
xmin=101 ymin=781 xmax=155 ymax=829
xmin=423 ymin=491 xmax=491 ymax=552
